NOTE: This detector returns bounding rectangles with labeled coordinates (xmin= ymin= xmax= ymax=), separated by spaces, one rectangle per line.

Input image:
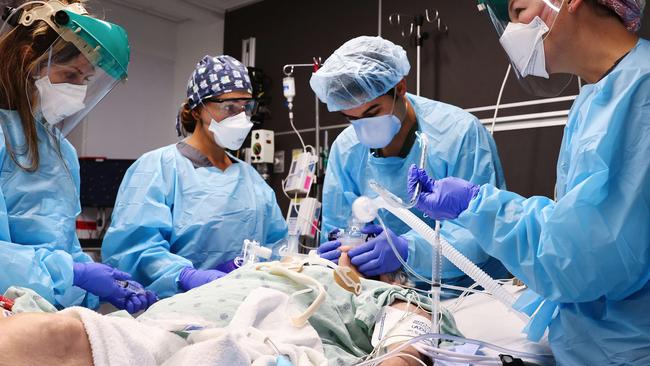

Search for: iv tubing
xmin=357 ymin=332 xmax=552 ymax=366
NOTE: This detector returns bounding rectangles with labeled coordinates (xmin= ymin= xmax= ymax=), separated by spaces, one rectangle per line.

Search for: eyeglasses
xmin=204 ymin=97 xmax=259 ymax=117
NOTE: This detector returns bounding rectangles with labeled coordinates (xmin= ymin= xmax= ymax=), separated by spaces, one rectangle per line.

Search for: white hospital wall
xmin=173 ymin=21 xmax=226 ymax=119
xmin=67 ymin=3 xmax=225 ymax=159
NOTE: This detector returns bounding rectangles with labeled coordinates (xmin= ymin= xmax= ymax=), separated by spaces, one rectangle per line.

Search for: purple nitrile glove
xmin=347 ymin=224 xmax=409 ymax=277
xmin=113 ymin=280 xmax=159 ymax=314
xmin=72 ymin=262 xmax=147 ymax=313
xmin=407 ymin=164 xmax=479 ymax=220
xmin=318 ymin=228 xmax=342 ymax=264
xmin=215 ymin=259 xmax=239 ymax=273
xmin=178 ymin=267 xmax=226 ymax=292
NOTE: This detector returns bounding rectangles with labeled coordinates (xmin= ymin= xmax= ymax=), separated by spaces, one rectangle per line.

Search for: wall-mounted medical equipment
xmin=251 ymin=129 xmax=274 ymax=164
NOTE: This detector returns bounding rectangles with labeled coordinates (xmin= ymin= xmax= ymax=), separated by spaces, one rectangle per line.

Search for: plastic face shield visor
xmin=31 ymin=38 xmax=122 ymax=136
xmin=14 ymin=1 xmax=128 ymax=135
xmin=478 ymin=0 xmax=574 ymax=97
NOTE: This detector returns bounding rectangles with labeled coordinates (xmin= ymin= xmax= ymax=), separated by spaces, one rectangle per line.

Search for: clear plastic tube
xmin=431 ymin=220 xmax=441 ymax=337
xmin=404 ymin=133 xmax=428 ymax=209
xmin=357 ymin=332 xmax=553 ymax=366
xmin=376 ymin=215 xmax=434 ymax=286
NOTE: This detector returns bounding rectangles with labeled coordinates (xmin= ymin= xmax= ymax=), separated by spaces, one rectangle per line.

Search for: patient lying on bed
xmin=0 ymin=247 xmax=455 ymax=366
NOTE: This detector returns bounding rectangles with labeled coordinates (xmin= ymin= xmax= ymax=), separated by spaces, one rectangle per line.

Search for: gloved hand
xmin=317 ymin=228 xmax=342 ymax=264
xmin=72 ymin=262 xmax=154 ymax=314
xmin=178 ymin=267 xmax=226 ymax=292
xmin=348 ymin=224 xmax=409 ymax=277
xmin=408 ymin=164 xmax=480 ymax=220
xmin=114 ymin=280 xmax=159 ymax=314
xmin=214 ymin=259 xmax=239 ymax=273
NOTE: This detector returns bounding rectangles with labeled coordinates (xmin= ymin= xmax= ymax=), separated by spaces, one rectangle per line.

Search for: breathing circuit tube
xmin=353 ymin=191 xmax=525 ymax=320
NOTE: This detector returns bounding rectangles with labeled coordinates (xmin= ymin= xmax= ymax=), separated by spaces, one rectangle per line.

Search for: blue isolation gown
xmin=0 ymin=109 xmax=97 ymax=308
xmin=454 ymin=39 xmax=650 ymax=364
xmin=322 ymin=93 xmax=509 ymax=284
xmin=102 ymin=143 xmax=288 ymax=298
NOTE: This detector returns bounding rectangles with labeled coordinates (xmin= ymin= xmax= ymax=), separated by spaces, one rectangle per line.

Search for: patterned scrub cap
xmin=598 ymin=0 xmax=646 ymax=31
xmin=186 ymin=55 xmax=252 ymax=110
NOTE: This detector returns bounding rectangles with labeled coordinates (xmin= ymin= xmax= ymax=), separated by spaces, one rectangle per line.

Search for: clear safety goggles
xmin=203 ymin=97 xmax=259 ymax=118
xmin=478 ymin=0 xmax=574 ymax=97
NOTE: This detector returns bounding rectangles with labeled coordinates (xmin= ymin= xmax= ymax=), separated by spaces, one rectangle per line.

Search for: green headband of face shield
xmin=14 ymin=1 xmax=130 ymax=80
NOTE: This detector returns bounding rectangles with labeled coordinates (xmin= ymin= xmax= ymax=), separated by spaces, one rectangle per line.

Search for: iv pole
xmin=282 ymin=59 xmax=323 ymax=245
xmin=389 ymin=9 xmax=448 ymax=96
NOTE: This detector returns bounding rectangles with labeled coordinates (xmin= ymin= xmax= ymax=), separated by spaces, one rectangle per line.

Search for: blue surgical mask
xmin=351 ymin=94 xmax=404 ymax=149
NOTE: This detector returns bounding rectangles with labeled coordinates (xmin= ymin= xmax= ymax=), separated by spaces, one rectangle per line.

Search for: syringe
xmin=115 ymin=280 xmax=146 ymax=294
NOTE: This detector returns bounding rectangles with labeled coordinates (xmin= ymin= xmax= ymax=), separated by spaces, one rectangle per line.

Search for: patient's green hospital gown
xmin=141 ymin=264 xmax=459 ymax=364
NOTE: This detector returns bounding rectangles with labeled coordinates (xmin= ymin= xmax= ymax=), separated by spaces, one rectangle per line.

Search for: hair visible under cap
xmin=178 ymin=101 xmax=200 ymax=135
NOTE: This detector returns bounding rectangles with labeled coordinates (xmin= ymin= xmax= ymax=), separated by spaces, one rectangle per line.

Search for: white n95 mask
xmin=499 ymin=16 xmax=550 ymax=79
xmin=351 ymin=94 xmax=404 ymax=149
xmin=352 ymin=114 xmax=401 ymax=149
xmin=208 ymin=112 xmax=253 ymax=150
xmin=35 ymin=76 xmax=87 ymax=126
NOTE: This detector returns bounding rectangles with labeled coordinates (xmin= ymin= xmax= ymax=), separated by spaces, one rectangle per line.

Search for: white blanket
xmin=63 ymin=287 xmax=327 ymax=366
xmin=164 ymin=287 xmax=327 ymax=366
xmin=60 ymin=307 xmax=187 ymax=366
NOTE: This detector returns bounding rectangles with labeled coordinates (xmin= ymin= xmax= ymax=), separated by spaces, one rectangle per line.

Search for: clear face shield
xmin=4 ymin=1 xmax=129 ymax=136
xmin=479 ymin=0 xmax=574 ymax=97
xmin=30 ymin=37 xmax=123 ymax=135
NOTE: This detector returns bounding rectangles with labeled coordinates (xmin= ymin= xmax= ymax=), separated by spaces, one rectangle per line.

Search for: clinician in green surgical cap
xmin=0 ymin=0 xmax=155 ymax=313
xmin=102 ymin=55 xmax=288 ymax=298
xmin=409 ymin=0 xmax=650 ymax=363
xmin=311 ymin=36 xmax=509 ymax=287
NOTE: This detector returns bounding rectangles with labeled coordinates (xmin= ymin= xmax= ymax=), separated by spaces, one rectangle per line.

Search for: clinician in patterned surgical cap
xmin=311 ymin=36 xmax=509 ymax=288
xmin=103 ymin=55 xmax=288 ymax=298
xmin=409 ymin=0 xmax=650 ymax=364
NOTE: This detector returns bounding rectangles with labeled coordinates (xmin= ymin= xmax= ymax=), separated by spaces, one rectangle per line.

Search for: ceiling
xmin=101 ymin=0 xmax=263 ymax=23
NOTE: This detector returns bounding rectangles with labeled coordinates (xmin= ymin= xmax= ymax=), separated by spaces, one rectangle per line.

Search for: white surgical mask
xmin=208 ymin=111 xmax=253 ymax=150
xmin=351 ymin=95 xmax=404 ymax=149
xmin=34 ymin=76 xmax=87 ymax=126
xmin=499 ymin=16 xmax=550 ymax=79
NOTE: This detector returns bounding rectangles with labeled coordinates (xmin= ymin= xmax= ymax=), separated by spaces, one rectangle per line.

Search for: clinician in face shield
xmin=102 ymin=55 xmax=288 ymax=298
xmin=408 ymin=0 xmax=650 ymax=363
xmin=310 ymin=36 xmax=509 ymax=285
xmin=0 ymin=0 xmax=156 ymax=313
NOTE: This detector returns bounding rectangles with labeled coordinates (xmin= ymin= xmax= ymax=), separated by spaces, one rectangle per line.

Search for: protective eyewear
xmin=204 ymin=97 xmax=259 ymax=117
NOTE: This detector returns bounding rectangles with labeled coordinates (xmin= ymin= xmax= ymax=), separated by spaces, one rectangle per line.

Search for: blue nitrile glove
xmin=114 ymin=280 xmax=159 ymax=314
xmin=215 ymin=259 xmax=239 ymax=273
xmin=72 ymin=262 xmax=149 ymax=313
xmin=318 ymin=228 xmax=342 ymax=264
xmin=407 ymin=164 xmax=480 ymax=220
xmin=178 ymin=267 xmax=226 ymax=291
xmin=348 ymin=224 xmax=409 ymax=277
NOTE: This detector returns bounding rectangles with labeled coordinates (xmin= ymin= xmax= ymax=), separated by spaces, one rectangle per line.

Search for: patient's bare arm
xmin=0 ymin=313 xmax=93 ymax=366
